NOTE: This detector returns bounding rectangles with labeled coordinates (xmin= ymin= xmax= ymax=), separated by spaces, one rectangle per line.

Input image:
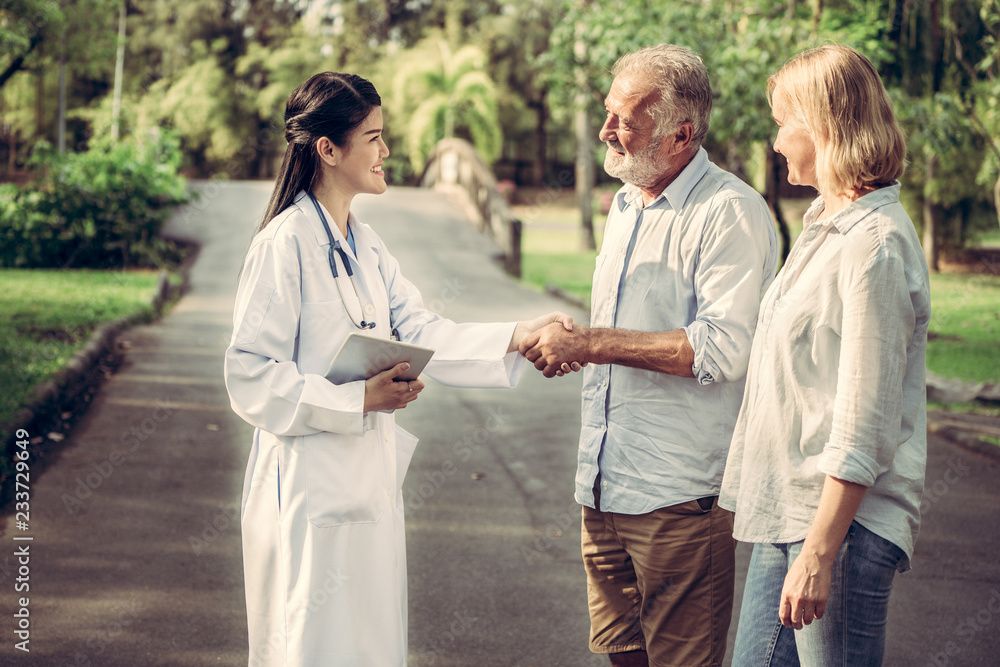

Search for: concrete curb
xmin=544 ymin=282 xmax=589 ymax=311
xmin=11 ymin=274 xmax=165 ymax=423
xmin=927 ymin=413 xmax=1000 ymax=461
xmin=0 ymin=254 xmax=195 ymax=507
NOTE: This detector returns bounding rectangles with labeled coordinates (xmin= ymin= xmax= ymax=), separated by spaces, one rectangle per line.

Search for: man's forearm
xmin=585 ymin=327 xmax=695 ymax=378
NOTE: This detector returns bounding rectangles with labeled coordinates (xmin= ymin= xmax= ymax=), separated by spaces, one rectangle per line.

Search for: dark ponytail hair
xmin=259 ymin=72 xmax=382 ymax=232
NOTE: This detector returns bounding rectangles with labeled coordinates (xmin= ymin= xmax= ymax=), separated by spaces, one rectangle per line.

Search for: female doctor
xmin=224 ymin=71 xmax=573 ymax=667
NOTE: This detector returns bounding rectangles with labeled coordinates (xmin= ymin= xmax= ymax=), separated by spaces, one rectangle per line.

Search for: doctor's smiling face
xmin=321 ymin=106 xmax=390 ymax=198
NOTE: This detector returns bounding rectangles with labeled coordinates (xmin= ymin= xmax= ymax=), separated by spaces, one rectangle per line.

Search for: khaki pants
xmin=582 ymin=496 xmax=736 ymax=667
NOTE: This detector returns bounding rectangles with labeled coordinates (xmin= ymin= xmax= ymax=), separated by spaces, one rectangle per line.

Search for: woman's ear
xmin=315 ymin=137 xmax=339 ymax=168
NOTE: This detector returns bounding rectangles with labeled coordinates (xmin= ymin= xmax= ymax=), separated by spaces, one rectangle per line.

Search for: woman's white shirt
xmin=719 ymin=184 xmax=930 ymax=567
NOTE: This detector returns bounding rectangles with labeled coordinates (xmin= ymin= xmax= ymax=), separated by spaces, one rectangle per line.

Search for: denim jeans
xmin=731 ymin=521 xmax=906 ymax=666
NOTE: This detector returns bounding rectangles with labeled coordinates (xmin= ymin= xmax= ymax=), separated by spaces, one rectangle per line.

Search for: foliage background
xmin=1 ymin=0 xmax=998 ymax=253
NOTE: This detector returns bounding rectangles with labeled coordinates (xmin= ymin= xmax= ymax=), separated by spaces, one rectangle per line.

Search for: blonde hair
xmin=767 ymin=44 xmax=906 ymax=196
xmin=613 ymin=44 xmax=712 ymax=151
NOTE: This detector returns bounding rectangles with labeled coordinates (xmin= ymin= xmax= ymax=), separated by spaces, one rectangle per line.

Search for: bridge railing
xmin=419 ymin=138 xmax=522 ymax=278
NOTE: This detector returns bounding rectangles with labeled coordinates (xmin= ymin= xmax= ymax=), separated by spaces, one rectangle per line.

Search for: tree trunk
xmin=766 ymin=147 xmax=792 ymax=263
xmin=57 ymin=47 xmax=67 ymax=153
xmin=35 ymin=67 xmax=45 ymax=139
xmin=923 ymin=155 xmax=941 ymax=272
xmin=574 ymin=29 xmax=596 ymax=251
xmin=885 ymin=0 xmax=905 ymax=79
xmin=57 ymin=0 xmax=67 ymax=153
xmin=111 ymin=0 xmax=127 ymax=141
xmin=929 ymin=0 xmax=944 ymax=94
xmin=0 ymin=33 xmax=42 ymax=90
xmin=8 ymin=130 xmax=17 ymax=173
xmin=811 ymin=0 xmax=823 ymax=35
xmin=533 ymin=90 xmax=547 ymax=186
xmin=575 ymin=101 xmax=596 ymax=251
xmin=994 ymin=173 xmax=1000 ymax=232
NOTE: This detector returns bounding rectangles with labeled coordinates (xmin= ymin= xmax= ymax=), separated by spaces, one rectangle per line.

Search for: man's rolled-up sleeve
xmin=683 ymin=195 xmax=778 ymax=385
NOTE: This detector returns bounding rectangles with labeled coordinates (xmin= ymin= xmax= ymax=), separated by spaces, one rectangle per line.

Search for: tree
xmin=0 ymin=0 xmax=119 ymax=170
xmin=477 ymin=0 xmax=567 ymax=185
xmin=390 ymin=37 xmax=502 ymax=173
xmin=886 ymin=0 xmax=999 ymax=267
xmin=0 ymin=0 xmax=61 ymax=89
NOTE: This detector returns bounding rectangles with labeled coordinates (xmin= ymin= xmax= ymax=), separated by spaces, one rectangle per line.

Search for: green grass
xmin=0 ymin=269 xmax=161 ymax=434
xmin=522 ymin=218 xmax=1000 ymax=385
xmin=523 ymin=251 xmax=599 ymax=303
xmin=928 ymin=401 xmax=1000 ymax=416
xmin=977 ymin=227 xmax=1000 ymax=249
xmin=926 ymin=272 xmax=1000 ymax=384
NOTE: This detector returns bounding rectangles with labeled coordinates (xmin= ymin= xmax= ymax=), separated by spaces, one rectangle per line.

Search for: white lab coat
xmin=224 ymin=191 xmax=524 ymax=666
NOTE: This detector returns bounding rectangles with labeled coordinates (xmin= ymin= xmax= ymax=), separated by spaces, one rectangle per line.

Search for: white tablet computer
xmin=325 ymin=333 xmax=435 ymax=385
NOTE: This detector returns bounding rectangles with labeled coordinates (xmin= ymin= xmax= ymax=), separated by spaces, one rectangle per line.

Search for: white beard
xmin=603 ymin=139 xmax=672 ymax=189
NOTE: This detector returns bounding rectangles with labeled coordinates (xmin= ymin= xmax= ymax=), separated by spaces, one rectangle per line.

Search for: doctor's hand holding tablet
xmin=223 ymin=69 xmax=580 ymax=667
xmin=332 ymin=306 xmax=576 ymax=414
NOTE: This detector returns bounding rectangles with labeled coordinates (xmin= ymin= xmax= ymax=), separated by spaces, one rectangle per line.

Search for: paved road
xmin=1 ymin=181 xmax=998 ymax=666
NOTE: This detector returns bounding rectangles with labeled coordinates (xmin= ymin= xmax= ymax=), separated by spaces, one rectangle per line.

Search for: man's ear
xmin=666 ymin=121 xmax=695 ymax=157
xmin=315 ymin=137 xmax=339 ymax=167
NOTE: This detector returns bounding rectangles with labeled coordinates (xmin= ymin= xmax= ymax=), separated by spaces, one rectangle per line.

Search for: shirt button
xmin=364 ymin=304 xmax=375 ymax=316
xmin=602 ymin=481 xmax=608 ymax=489
xmin=600 ymin=424 xmax=607 ymax=431
xmin=601 ymin=380 xmax=608 ymax=388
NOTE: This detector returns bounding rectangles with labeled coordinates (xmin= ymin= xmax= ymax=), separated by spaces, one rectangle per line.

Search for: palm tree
xmin=393 ymin=40 xmax=503 ymax=173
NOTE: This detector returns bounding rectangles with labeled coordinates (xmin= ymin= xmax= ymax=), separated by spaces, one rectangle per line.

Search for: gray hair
xmin=612 ymin=44 xmax=712 ymax=151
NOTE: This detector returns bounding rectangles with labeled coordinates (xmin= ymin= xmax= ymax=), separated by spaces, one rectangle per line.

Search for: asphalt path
xmin=0 ymin=181 xmax=998 ymax=666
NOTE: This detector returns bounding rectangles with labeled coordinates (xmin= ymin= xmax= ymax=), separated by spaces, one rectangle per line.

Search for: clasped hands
xmin=366 ymin=312 xmax=589 ymax=412
xmin=516 ymin=317 xmax=591 ymax=379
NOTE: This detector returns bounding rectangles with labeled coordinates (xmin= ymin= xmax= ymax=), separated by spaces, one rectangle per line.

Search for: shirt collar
xmin=617 ymin=147 xmax=710 ymax=213
xmin=294 ymin=190 xmax=360 ymax=252
xmin=804 ymin=182 xmax=902 ymax=234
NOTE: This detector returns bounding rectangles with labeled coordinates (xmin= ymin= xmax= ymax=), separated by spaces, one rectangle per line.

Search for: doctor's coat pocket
xmin=303 ymin=434 xmax=386 ymax=527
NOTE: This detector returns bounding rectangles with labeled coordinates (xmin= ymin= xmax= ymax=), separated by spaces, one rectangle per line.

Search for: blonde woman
xmin=720 ymin=45 xmax=930 ymax=665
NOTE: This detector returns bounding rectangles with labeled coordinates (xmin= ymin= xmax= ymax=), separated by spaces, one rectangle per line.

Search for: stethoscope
xmin=308 ymin=191 xmax=376 ymax=330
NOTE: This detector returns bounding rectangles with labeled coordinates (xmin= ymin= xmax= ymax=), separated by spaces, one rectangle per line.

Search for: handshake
xmin=512 ymin=312 xmax=592 ymax=378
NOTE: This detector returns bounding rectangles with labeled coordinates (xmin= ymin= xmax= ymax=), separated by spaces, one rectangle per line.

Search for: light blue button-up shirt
xmin=577 ymin=148 xmax=779 ymax=514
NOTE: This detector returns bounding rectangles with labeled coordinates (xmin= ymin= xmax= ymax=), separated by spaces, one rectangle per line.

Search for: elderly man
xmin=521 ymin=45 xmax=779 ymax=666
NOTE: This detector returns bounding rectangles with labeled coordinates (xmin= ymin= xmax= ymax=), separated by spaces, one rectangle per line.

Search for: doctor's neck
xmin=311 ymin=176 xmax=352 ymax=238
